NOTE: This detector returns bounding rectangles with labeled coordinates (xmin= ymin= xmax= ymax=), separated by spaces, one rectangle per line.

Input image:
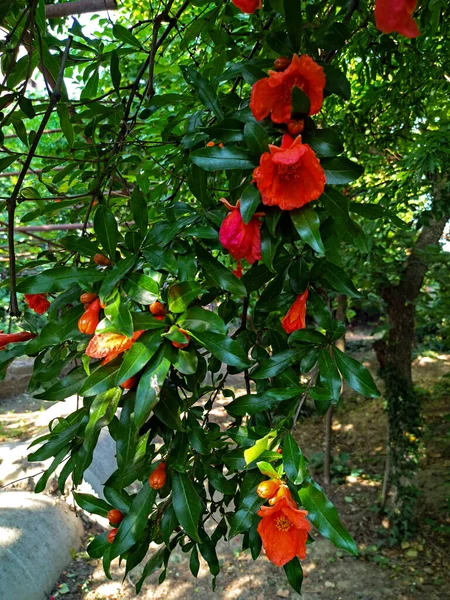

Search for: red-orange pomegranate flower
xmin=219 ymin=199 xmax=262 ymax=277
xmin=232 ymin=0 xmax=262 ymax=14
xmin=375 ymin=0 xmax=419 ymax=38
xmin=0 ymin=331 xmax=36 ymax=350
xmin=257 ymin=495 xmax=311 ymax=567
xmin=250 ymin=54 xmax=326 ymax=123
xmin=86 ymin=330 xmax=144 ymax=365
xmin=24 ymin=294 xmax=50 ymax=315
xmin=281 ymin=290 xmax=309 ymax=334
xmin=253 ymin=135 xmax=325 ymax=211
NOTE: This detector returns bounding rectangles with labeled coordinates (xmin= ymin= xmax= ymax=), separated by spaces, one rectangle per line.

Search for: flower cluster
xmin=256 ymin=477 xmax=311 ymax=566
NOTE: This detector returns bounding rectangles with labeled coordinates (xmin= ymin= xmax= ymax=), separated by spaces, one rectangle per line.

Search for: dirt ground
xmin=1 ymin=330 xmax=449 ymax=599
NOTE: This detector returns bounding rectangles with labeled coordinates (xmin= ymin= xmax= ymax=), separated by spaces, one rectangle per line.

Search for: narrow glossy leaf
xmin=190 ymin=547 xmax=200 ymax=577
xmin=299 ymin=482 xmax=358 ymax=555
xmin=99 ymin=255 xmax=137 ymax=303
xmin=333 ymin=346 xmax=380 ymax=397
xmin=256 ymin=461 xmax=280 ymax=479
xmin=291 ymin=205 xmax=325 ymax=254
xmin=291 ymin=86 xmax=310 ymax=115
xmin=73 ymin=492 xmax=111 ymax=518
xmin=79 ymin=364 xmax=119 ymax=397
xmin=178 ymin=306 xmax=227 ymax=336
xmin=57 ymin=104 xmax=74 ymax=147
xmin=284 ymin=557 xmax=303 ymax=594
xmin=303 ymin=129 xmax=343 ymax=158
xmin=168 ymin=281 xmax=202 ymax=313
xmin=205 ymin=466 xmax=237 ymax=495
xmin=229 ymin=492 xmax=263 ymax=537
xmin=26 ymin=305 xmax=83 ymax=352
xmin=154 ymin=386 xmax=184 ymax=431
xmin=191 ymin=331 xmax=252 ymax=369
xmin=103 ymin=486 xmax=132 ymax=514
xmin=318 ymin=348 xmax=341 ymax=402
xmin=135 ymin=548 xmax=166 ymax=594
xmin=130 ymin=188 xmax=148 ymax=236
xmin=323 ymin=64 xmax=351 ymax=100
xmin=191 ymin=146 xmax=256 ymax=171
xmin=142 ymin=246 xmax=178 ymax=273
xmin=240 ymin=185 xmax=262 ymax=224
xmin=251 ymin=348 xmax=307 ymax=379
xmin=116 ymin=330 xmax=161 ymax=385
xmin=161 ymin=504 xmax=178 ymax=545
xmin=194 ymin=241 xmax=246 ymax=296
xmin=134 ymin=348 xmax=171 ymax=427
xmin=34 ymin=368 xmax=85 ymax=401
xmin=172 ymin=472 xmax=203 ymax=542
xmin=261 ymin=227 xmax=281 ymax=271
xmin=16 ymin=267 xmax=103 ymax=293
xmin=244 ymin=122 xmax=269 ymax=157
xmin=322 ymin=157 xmax=364 ymax=185
xmin=320 ymin=186 xmax=350 ymax=224
xmin=283 ymin=433 xmax=308 ymax=485
xmin=283 ymin=0 xmax=302 ymax=53
xmin=110 ymin=484 xmax=156 ymax=559
xmin=94 ymin=205 xmax=118 ymax=260
xmin=112 ymin=23 xmax=141 ymax=48
xmin=322 ymin=262 xmax=361 ymax=298
xmin=226 ymin=389 xmax=299 ymax=416
xmin=87 ymin=532 xmax=109 ymax=559
xmin=181 ymin=66 xmax=223 ymax=120
xmin=188 ymin=164 xmax=213 ymax=209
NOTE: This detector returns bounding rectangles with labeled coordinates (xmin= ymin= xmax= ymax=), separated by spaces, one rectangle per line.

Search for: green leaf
xmin=318 ymin=347 xmax=341 ymax=402
xmin=226 ymin=388 xmax=300 ymax=416
xmin=87 ymin=532 xmax=110 ymax=559
xmin=79 ymin=364 xmax=119 ymax=397
xmin=283 ymin=433 xmax=308 ymax=485
xmin=181 ymin=66 xmax=224 ymax=120
xmin=116 ymin=330 xmax=161 ymax=385
xmin=251 ymin=349 xmax=307 ymax=379
xmin=178 ymin=306 xmax=227 ymax=336
xmin=321 ymin=262 xmax=361 ymax=298
xmin=188 ymin=164 xmax=213 ymax=209
xmin=244 ymin=432 xmax=275 ymax=465
xmin=194 ymin=241 xmax=246 ymax=296
xmin=320 ymin=186 xmax=349 ymax=224
xmin=291 ymin=86 xmax=310 ymax=116
xmin=291 ymin=205 xmax=325 ymax=254
xmin=284 ymin=557 xmax=303 ymax=594
xmin=135 ymin=548 xmax=166 ymax=593
xmin=0 ymin=155 xmax=17 ymax=172
xmin=172 ymin=472 xmax=203 ymax=543
xmin=26 ymin=305 xmax=83 ymax=352
xmin=73 ymin=492 xmax=111 ymax=518
xmin=321 ymin=157 xmax=364 ymax=185
xmin=205 ymin=466 xmax=237 ymax=495
xmin=110 ymin=50 xmax=121 ymax=96
xmin=168 ymin=281 xmax=202 ymax=313
xmin=103 ymin=486 xmax=132 ymax=514
xmin=34 ymin=368 xmax=85 ymax=401
xmin=333 ymin=346 xmax=380 ymax=397
xmin=134 ymin=346 xmax=171 ymax=426
xmin=303 ymin=129 xmax=343 ymax=158
xmin=244 ymin=122 xmax=269 ymax=158
xmin=57 ymin=104 xmax=74 ymax=148
xmin=299 ymin=482 xmax=358 ymax=556
xmin=16 ymin=267 xmax=103 ymax=293
xmin=80 ymin=69 xmax=99 ymax=101
xmin=191 ymin=331 xmax=252 ymax=370
xmin=130 ymin=188 xmax=148 ymax=236
xmin=256 ymin=461 xmax=280 ymax=479
xmin=261 ymin=227 xmax=281 ymax=271
xmin=190 ymin=547 xmax=200 ymax=577
xmin=161 ymin=505 xmax=178 ymax=545
xmin=94 ymin=205 xmax=118 ymax=260
xmin=283 ymin=0 xmax=302 ymax=53
xmin=229 ymin=492 xmax=263 ymax=537
xmin=123 ymin=273 xmax=159 ymax=304
xmin=99 ymin=255 xmax=137 ymax=302
xmin=240 ymin=185 xmax=261 ymax=224
xmin=110 ymin=483 xmax=156 ymax=559
xmin=323 ymin=64 xmax=351 ymax=100
xmin=191 ymin=146 xmax=256 ymax=171
xmin=112 ymin=23 xmax=142 ymax=48
xmin=142 ymin=246 xmax=178 ymax=273
xmin=153 ymin=386 xmax=184 ymax=431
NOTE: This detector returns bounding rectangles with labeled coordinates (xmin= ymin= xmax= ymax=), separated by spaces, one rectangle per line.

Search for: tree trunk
xmin=375 ymin=208 xmax=448 ymax=535
xmin=324 ymin=294 xmax=347 ymax=485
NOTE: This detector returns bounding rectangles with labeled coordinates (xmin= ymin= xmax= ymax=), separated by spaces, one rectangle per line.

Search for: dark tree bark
xmin=375 ymin=197 xmax=448 ymax=533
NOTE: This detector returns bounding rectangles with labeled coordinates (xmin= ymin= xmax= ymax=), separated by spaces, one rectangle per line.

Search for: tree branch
xmin=45 ymin=0 xmax=117 ymax=19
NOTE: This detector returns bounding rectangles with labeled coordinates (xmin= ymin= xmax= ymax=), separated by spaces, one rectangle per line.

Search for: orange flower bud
xmin=149 ymin=301 xmax=166 ymax=320
xmin=257 ymin=479 xmax=281 ymax=499
xmin=206 ymin=141 xmax=215 ymax=147
xmin=107 ymin=509 xmax=124 ymax=526
xmin=93 ymin=253 xmax=111 ymax=266
xmin=120 ymin=376 xmax=138 ymax=390
xmin=78 ymin=298 xmax=102 ymax=335
xmin=107 ymin=528 xmax=118 ymax=544
xmin=268 ymin=484 xmax=293 ymax=505
xmin=24 ymin=294 xmax=50 ymax=315
xmin=281 ymin=290 xmax=309 ymax=334
xmin=149 ymin=462 xmax=166 ymax=490
xmin=274 ymin=56 xmax=291 ymax=72
xmin=171 ymin=328 xmax=190 ymax=349
xmin=287 ymin=118 xmax=304 ymax=136
xmin=80 ymin=292 xmax=98 ymax=304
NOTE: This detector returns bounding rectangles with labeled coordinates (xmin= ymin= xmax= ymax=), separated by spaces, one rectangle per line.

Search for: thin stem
xmin=291 ymin=363 xmax=319 ymax=432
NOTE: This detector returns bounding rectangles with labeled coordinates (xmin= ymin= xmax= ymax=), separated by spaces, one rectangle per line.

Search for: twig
xmin=0 ymin=220 xmax=65 ymax=248
xmin=291 ymin=363 xmax=319 ymax=432
xmin=6 ymin=35 xmax=73 ymax=316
